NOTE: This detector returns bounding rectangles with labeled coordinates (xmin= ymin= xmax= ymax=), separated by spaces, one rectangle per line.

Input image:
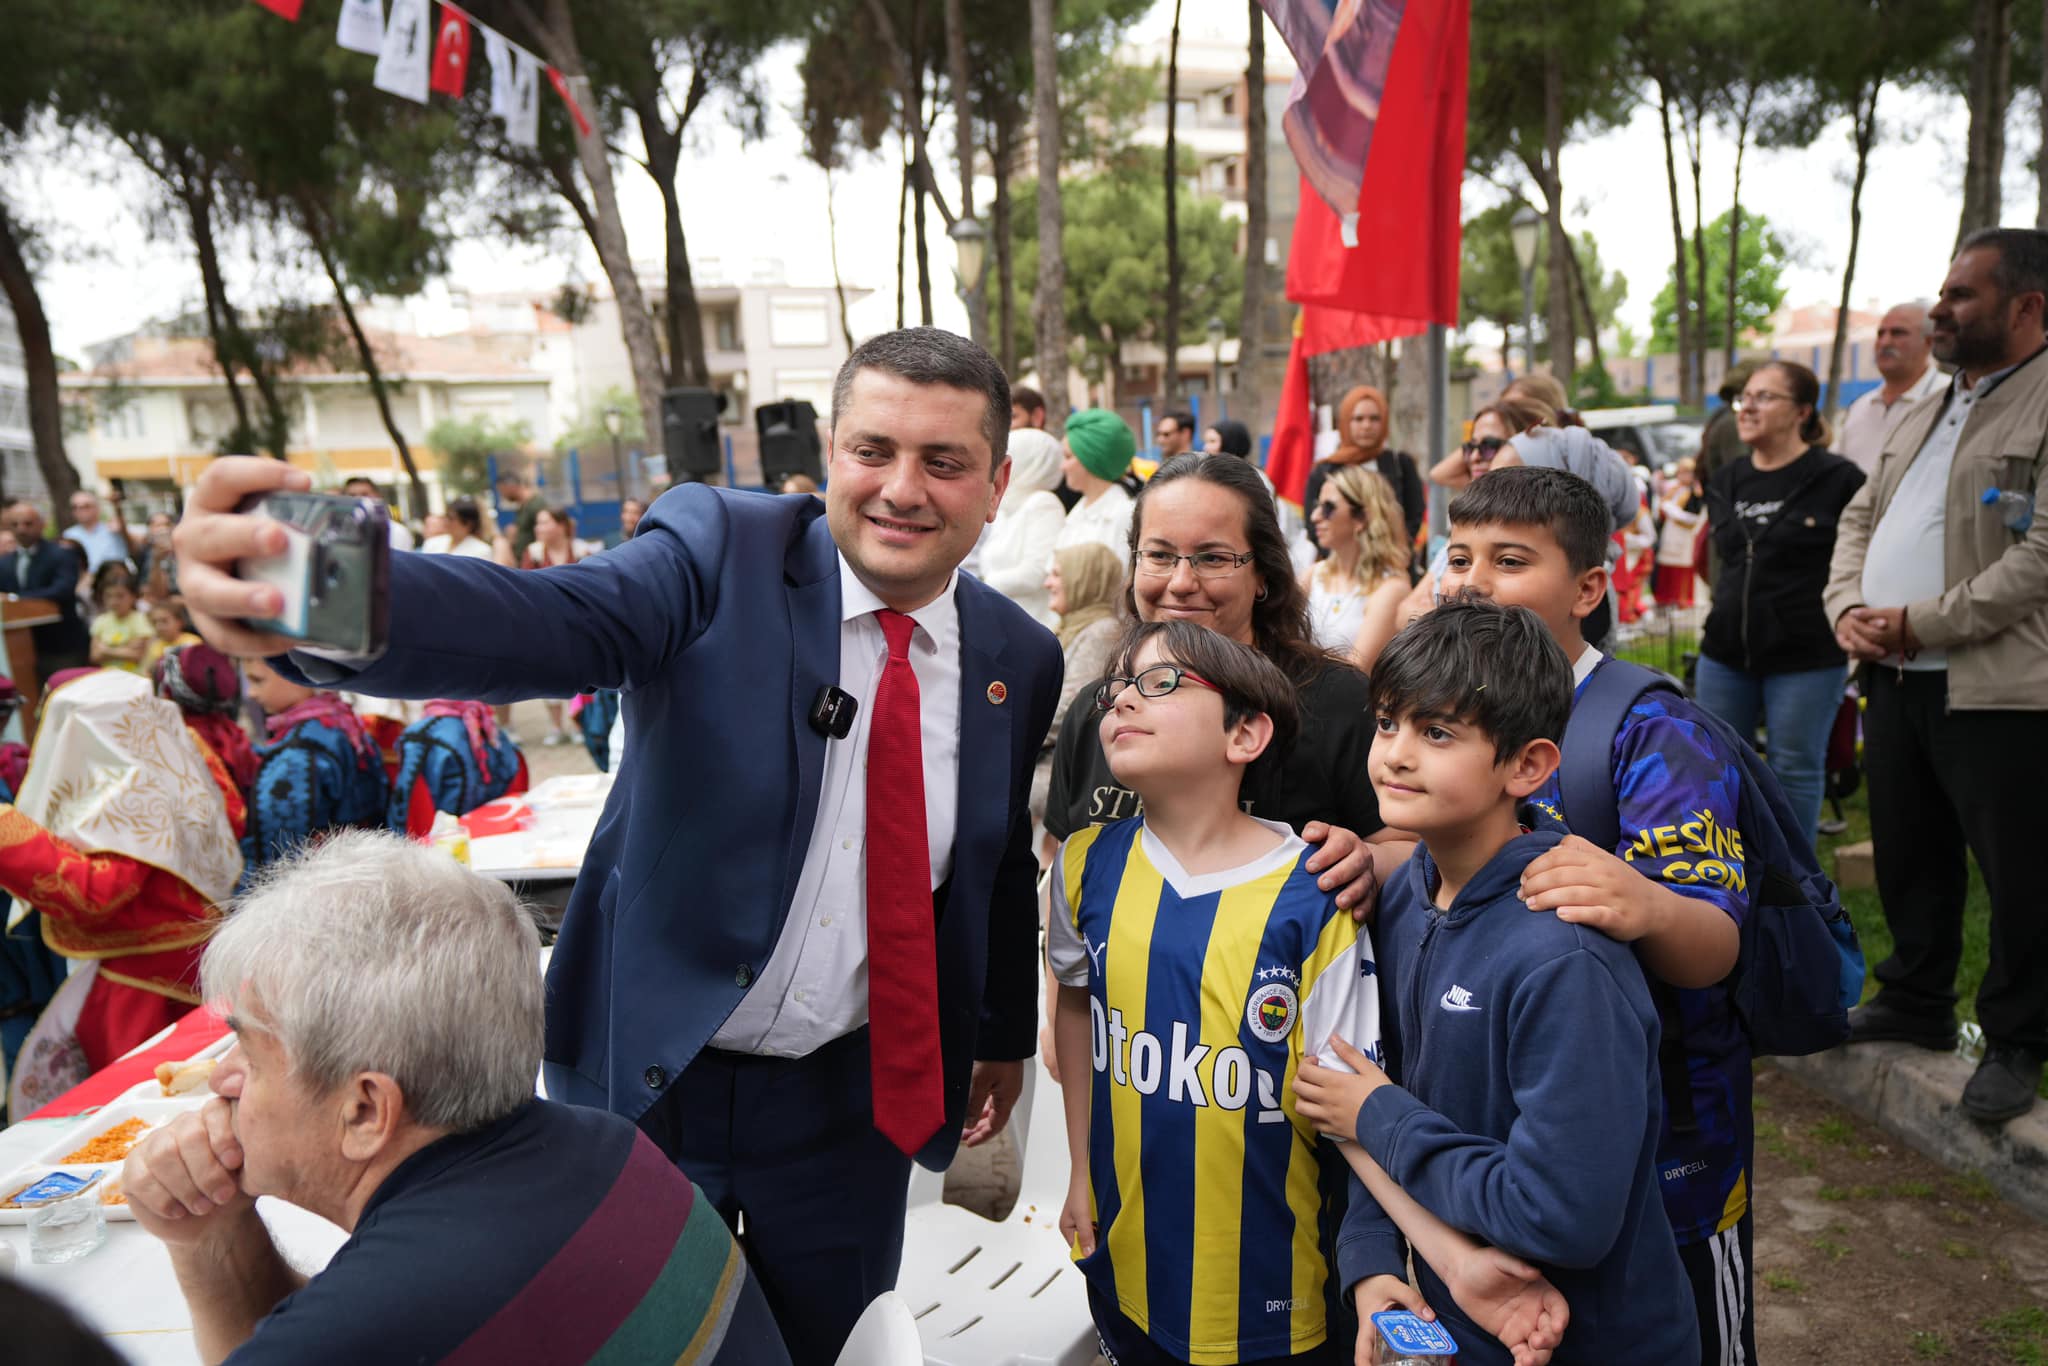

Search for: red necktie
xmin=866 ymin=609 xmax=945 ymax=1155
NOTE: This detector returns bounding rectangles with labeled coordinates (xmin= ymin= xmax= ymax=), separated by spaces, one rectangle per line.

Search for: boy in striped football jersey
xmin=1049 ymin=620 xmax=1568 ymax=1366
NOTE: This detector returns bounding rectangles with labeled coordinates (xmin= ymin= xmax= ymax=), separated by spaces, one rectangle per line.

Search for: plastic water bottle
xmin=1982 ymin=486 xmax=2034 ymax=533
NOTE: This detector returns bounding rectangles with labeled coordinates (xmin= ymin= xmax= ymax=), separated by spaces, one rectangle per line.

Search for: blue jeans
xmin=1691 ymin=655 xmax=1847 ymax=854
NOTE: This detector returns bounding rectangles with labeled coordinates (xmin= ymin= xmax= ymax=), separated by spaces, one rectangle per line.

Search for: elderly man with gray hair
xmin=120 ymin=832 xmax=789 ymax=1366
xmin=1834 ymin=301 xmax=1945 ymax=476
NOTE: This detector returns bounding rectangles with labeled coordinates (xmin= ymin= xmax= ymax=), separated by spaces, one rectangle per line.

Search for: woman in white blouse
xmin=977 ymin=429 xmax=1067 ymax=626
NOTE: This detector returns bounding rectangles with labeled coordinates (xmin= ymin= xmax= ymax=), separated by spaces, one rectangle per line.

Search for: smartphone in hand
xmin=234 ymin=492 xmax=391 ymax=655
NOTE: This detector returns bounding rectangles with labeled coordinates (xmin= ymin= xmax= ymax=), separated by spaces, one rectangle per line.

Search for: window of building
xmin=768 ymin=299 xmax=829 ymax=349
xmin=712 ymin=307 xmax=741 ymax=353
xmin=771 ymin=368 xmax=835 ymax=413
xmin=1221 ymin=89 xmax=1236 ymax=117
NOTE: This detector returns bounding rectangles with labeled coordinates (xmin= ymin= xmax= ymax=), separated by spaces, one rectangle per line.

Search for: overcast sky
xmin=17 ymin=0 xmax=2041 ymax=362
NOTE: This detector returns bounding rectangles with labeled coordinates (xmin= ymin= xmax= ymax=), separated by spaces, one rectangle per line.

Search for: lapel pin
xmin=986 ymin=681 xmax=1008 ymax=705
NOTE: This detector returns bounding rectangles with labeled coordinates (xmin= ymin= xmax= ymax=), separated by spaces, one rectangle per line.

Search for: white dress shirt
xmin=1834 ymin=363 xmax=1944 ymax=476
xmin=708 ymin=552 xmax=963 ymax=1058
xmin=1054 ymin=485 xmax=1134 ymax=556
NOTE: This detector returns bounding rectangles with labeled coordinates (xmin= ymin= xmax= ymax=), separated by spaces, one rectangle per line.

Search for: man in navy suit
xmin=174 ymin=329 xmax=1064 ymax=1366
xmin=0 ymin=501 xmax=90 ymax=677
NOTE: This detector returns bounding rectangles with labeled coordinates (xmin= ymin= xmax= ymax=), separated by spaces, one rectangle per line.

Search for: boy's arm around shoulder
xmin=1355 ymin=943 xmax=1656 ymax=1270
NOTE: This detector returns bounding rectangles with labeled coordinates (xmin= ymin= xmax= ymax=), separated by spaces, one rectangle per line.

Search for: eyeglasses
xmin=1134 ymin=547 xmax=1256 ymax=578
xmin=1462 ymin=436 xmax=1507 ymax=456
xmin=1733 ymin=391 xmax=1793 ymax=412
xmin=1094 ymin=663 xmax=1222 ymax=712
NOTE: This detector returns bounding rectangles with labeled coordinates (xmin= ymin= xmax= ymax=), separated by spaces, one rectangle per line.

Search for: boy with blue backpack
xmin=1422 ymin=465 xmax=1861 ymax=1366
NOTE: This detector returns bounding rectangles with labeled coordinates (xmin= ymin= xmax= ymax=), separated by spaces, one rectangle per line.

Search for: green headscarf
xmin=1064 ymin=409 xmax=1136 ymax=482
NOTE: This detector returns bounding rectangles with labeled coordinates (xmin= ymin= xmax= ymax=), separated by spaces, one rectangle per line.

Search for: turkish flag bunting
xmin=429 ymin=5 xmax=472 ymax=98
xmin=546 ymin=67 xmax=594 ymax=138
xmin=250 ymin=0 xmax=304 ymax=17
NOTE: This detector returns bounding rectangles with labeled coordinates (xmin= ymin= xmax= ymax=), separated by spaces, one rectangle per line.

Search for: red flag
xmin=546 ymin=67 xmax=594 ymax=138
xmin=1263 ymin=332 xmax=1317 ymax=510
xmin=1282 ymin=0 xmax=1468 ymax=330
xmin=429 ymin=6 xmax=472 ymax=98
xmin=249 ymin=0 xmax=304 ymax=18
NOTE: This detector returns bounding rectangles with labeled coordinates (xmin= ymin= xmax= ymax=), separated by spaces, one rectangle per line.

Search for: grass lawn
xmin=1607 ymin=627 xmax=2020 ymax=1090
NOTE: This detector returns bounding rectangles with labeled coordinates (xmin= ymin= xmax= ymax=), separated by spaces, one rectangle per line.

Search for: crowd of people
xmin=0 ymin=227 xmax=2042 ymax=1366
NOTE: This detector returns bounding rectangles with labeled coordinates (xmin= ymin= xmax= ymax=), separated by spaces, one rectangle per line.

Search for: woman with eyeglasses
xmin=1044 ymin=454 xmax=1397 ymax=911
xmin=1304 ymin=465 xmax=1413 ymax=671
xmin=1698 ymin=360 xmax=1867 ymax=849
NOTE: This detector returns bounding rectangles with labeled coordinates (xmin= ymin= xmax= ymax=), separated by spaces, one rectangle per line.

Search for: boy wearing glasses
xmin=1049 ymin=620 xmax=1567 ymax=1366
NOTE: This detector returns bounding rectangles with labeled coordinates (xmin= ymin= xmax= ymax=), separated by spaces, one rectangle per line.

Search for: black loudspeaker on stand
xmin=756 ymin=400 xmax=823 ymax=488
xmin=662 ymin=388 xmax=725 ymax=482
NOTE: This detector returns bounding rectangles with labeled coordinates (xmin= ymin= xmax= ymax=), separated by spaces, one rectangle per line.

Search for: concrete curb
xmin=1772 ymin=1044 xmax=2048 ymax=1223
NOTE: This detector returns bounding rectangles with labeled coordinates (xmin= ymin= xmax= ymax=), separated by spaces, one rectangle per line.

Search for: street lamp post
xmin=1206 ymin=316 xmax=1226 ymax=422
xmin=1510 ymin=204 xmax=1542 ymax=377
xmin=948 ymin=216 xmax=988 ymax=347
xmin=603 ymin=407 xmax=626 ymax=502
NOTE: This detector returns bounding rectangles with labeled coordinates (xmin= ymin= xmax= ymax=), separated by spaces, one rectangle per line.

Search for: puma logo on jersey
xmin=1439 ymin=985 xmax=1481 ymax=1013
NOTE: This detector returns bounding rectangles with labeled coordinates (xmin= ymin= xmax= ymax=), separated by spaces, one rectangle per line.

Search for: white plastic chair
xmin=835 ymin=1292 xmax=926 ymax=1366
xmin=896 ymin=1041 xmax=1097 ymax=1366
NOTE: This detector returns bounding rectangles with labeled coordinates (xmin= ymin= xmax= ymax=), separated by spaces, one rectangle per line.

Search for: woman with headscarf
xmin=388 ymin=699 xmax=527 ymax=834
xmin=240 ymin=660 xmax=391 ymax=883
xmin=1303 ymin=385 xmax=1427 ymax=549
xmin=155 ymin=642 xmax=260 ymax=800
xmin=1054 ymin=409 xmax=1137 ymax=555
xmin=1 ymin=670 xmax=245 ymax=1110
xmin=979 ymin=428 xmax=1068 ymax=626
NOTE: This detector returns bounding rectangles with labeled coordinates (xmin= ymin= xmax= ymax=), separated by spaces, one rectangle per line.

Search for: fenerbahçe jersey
xmin=1047 ymin=817 xmax=1381 ymax=1365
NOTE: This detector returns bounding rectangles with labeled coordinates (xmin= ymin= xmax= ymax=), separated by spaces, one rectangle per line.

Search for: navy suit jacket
xmin=281 ymin=484 xmax=1063 ymax=1171
xmin=0 ymin=539 xmax=89 ymax=663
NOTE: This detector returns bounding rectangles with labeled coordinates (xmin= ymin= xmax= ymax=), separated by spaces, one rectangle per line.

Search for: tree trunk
xmin=302 ymin=203 xmax=428 ymax=518
xmin=2039 ymin=0 xmax=2048 ymax=229
xmin=528 ymin=0 xmax=669 ymax=450
xmin=993 ymin=113 xmax=1018 ymax=375
xmin=1239 ymin=0 xmax=1268 ymax=427
xmin=1829 ymin=82 xmax=1882 ymax=425
xmin=1685 ymin=97 xmax=1709 ymax=408
xmin=1656 ymin=78 xmax=1694 ymax=407
xmin=1564 ymin=234 xmax=1605 ymax=378
xmin=1725 ymin=86 xmax=1755 ymax=365
xmin=631 ymin=71 xmax=711 ymax=388
xmin=896 ymin=155 xmax=909 ymax=330
xmin=1958 ymin=0 xmax=2014 ymax=250
xmin=914 ymin=161 xmax=935 ymax=325
xmin=1030 ymin=0 xmax=1069 ymax=433
xmin=1163 ymin=0 xmax=1185 ymax=402
xmin=826 ymin=161 xmax=857 ymax=353
xmin=1539 ymin=48 xmax=1574 ymax=388
xmin=943 ymin=0 xmax=987 ymax=345
xmin=0 ymin=201 xmax=78 ymax=508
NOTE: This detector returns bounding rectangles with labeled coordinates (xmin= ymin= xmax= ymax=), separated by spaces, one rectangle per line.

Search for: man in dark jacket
xmin=0 ymin=501 xmax=89 ymax=678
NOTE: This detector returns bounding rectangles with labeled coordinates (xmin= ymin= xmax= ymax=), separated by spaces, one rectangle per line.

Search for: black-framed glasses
xmin=1094 ymin=663 xmax=1222 ymax=712
xmin=1135 ymin=547 xmax=1256 ymax=578
xmin=1462 ymin=435 xmax=1507 ymax=456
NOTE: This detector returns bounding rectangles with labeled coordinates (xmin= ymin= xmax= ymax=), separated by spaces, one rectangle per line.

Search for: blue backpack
xmin=1558 ymin=657 xmax=1865 ymax=1058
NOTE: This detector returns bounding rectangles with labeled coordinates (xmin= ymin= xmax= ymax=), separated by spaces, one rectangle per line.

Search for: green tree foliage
xmin=1650 ymin=210 xmax=1791 ymax=353
xmin=554 ymin=386 xmax=648 ymax=458
xmin=1460 ymin=202 xmax=1627 ymax=366
xmin=1005 ymin=157 xmax=1240 ymax=382
xmin=428 ymin=414 xmax=535 ymax=497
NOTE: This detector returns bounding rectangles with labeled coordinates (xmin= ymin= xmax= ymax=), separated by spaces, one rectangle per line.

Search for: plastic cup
xmin=27 ymin=1178 xmax=108 ymax=1264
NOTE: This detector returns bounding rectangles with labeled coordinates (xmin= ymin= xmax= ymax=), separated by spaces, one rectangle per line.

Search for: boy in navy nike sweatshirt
xmin=1293 ymin=599 xmax=1697 ymax=1366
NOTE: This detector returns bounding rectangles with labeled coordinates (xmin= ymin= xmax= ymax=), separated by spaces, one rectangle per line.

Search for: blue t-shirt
xmin=1525 ymin=657 xmax=1752 ymax=1246
xmin=226 ymin=1101 xmax=788 ymax=1366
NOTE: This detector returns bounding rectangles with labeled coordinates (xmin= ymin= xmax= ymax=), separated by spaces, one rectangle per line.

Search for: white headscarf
xmin=11 ymin=671 xmax=243 ymax=912
xmin=1003 ymin=429 xmax=1066 ymax=502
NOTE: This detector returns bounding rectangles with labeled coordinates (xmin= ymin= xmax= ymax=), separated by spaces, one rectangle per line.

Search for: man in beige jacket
xmin=1825 ymin=228 xmax=2048 ymax=1125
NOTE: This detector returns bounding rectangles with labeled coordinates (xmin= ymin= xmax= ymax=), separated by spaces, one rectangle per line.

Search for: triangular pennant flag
xmin=250 ymin=0 xmax=304 ymax=19
xmin=372 ymin=0 xmax=432 ymax=104
xmin=483 ymin=28 xmax=514 ymax=119
xmin=429 ymin=5 xmax=472 ymax=97
xmin=336 ymin=0 xmax=384 ymax=54
xmin=546 ymin=67 xmax=594 ymax=139
xmin=507 ymin=49 xmax=540 ymax=147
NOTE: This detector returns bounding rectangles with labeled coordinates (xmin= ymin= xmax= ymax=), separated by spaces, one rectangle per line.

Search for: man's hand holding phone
xmin=173 ymin=457 xmax=315 ymax=659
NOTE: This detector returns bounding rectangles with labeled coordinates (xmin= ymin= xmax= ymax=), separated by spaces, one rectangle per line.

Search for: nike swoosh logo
xmin=1439 ymin=988 xmax=1481 ymax=1013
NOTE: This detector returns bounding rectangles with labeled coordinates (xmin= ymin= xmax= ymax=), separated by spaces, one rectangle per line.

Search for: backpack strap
xmin=1557 ymin=657 xmax=1670 ymax=853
